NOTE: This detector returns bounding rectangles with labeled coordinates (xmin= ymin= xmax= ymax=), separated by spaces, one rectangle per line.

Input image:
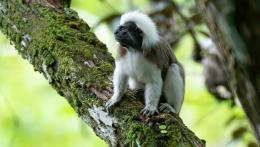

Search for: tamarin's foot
xmin=159 ymin=103 xmax=177 ymax=114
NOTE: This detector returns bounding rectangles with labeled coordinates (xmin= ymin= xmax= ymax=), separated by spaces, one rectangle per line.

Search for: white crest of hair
xmin=120 ymin=11 xmax=160 ymax=49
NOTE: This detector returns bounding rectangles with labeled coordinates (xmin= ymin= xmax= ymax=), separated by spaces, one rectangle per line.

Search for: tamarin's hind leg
xmin=162 ymin=64 xmax=184 ymax=114
xmin=159 ymin=103 xmax=177 ymax=113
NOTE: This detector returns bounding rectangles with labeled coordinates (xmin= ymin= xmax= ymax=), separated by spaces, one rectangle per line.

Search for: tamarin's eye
xmin=119 ymin=26 xmax=125 ymax=30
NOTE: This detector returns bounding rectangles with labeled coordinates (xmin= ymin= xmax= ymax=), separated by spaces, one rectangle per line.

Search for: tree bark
xmin=0 ymin=0 xmax=205 ymax=146
xmin=196 ymin=0 xmax=260 ymax=144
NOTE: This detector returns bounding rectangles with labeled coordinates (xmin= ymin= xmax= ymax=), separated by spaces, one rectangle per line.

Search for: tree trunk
xmin=196 ymin=0 xmax=260 ymax=144
xmin=0 ymin=0 xmax=205 ymax=146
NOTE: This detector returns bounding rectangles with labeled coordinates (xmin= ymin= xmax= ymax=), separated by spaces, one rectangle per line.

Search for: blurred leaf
xmin=232 ymin=127 xmax=247 ymax=139
xmin=225 ymin=115 xmax=238 ymax=126
xmin=247 ymin=141 xmax=258 ymax=147
xmin=198 ymin=30 xmax=211 ymax=37
xmin=188 ymin=13 xmax=202 ymax=25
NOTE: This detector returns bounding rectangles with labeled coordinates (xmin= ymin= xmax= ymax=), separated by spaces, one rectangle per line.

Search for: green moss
xmin=113 ymin=103 xmax=201 ymax=147
xmin=98 ymin=61 xmax=113 ymax=73
xmin=81 ymin=96 xmax=104 ymax=108
xmin=126 ymin=123 xmax=157 ymax=147
xmin=87 ymin=67 xmax=110 ymax=88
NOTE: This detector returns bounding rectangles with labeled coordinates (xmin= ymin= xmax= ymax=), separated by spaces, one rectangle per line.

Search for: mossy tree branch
xmin=25 ymin=0 xmax=71 ymax=8
xmin=0 ymin=0 xmax=204 ymax=146
xmin=196 ymin=0 xmax=260 ymax=144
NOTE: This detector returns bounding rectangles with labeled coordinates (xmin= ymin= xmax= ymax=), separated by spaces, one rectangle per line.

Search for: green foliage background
xmin=0 ymin=0 xmax=256 ymax=147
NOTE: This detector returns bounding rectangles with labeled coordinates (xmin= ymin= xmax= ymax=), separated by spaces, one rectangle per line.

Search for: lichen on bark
xmin=0 ymin=0 xmax=205 ymax=146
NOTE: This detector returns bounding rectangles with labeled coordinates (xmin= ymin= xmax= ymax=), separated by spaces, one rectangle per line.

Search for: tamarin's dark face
xmin=114 ymin=21 xmax=143 ymax=49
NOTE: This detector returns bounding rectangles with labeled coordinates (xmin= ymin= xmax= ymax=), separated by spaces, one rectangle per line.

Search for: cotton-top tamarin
xmin=106 ymin=11 xmax=185 ymax=116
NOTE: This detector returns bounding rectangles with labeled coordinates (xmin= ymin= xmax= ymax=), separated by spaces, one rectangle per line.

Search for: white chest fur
xmin=117 ymin=50 xmax=161 ymax=83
